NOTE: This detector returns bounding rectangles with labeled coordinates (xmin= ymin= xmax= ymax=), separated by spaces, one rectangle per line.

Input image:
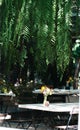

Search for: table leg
xmin=0 ymin=100 xmax=3 ymax=112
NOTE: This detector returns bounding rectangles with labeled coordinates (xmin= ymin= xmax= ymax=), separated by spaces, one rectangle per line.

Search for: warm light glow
xmin=0 ymin=0 xmax=2 ymax=6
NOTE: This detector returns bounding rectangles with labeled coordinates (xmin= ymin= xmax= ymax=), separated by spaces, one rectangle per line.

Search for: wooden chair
xmin=3 ymin=110 xmax=33 ymax=129
xmin=54 ymin=107 xmax=78 ymax=130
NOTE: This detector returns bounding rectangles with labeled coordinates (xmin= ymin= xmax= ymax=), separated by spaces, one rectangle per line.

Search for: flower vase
xmin=43 ymin=95 xmax=47 ymax=105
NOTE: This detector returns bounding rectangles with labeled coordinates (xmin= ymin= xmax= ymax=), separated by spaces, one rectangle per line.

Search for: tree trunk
xmin=74 ymin=59 xmax=80 ymax=89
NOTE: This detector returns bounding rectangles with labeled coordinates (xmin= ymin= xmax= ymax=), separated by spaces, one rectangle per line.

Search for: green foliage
xmin=0 ymin=0 xmax=28 ymax=76
xmin=56 ymin=0 xmax=72 ymax=79
xmin=0 ymin=0 xmax=77 ymax=84
xmin=34 ymin=0 xmax=72 ymax=80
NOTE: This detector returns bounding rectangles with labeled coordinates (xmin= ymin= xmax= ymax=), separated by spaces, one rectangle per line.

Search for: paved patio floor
xmin=1 ymin=122 xmax=54 ymax=130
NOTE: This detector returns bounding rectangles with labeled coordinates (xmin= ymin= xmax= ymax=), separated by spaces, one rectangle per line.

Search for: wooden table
xmin=0 ymin=93 xmax=16 ymax=112
xmin=19 ymin=103 xmax=79 ymax=129
xmin=32 ymin=89 xmax=79 ymax=95
xmin=19 ymin=102 xmax=79 ymax=113
xmin=32 ymin=89 xmax=79 ymax=103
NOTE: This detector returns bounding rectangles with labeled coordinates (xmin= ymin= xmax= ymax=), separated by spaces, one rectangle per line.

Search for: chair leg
xmin=65 ymin=114 xmax=72 ymax=130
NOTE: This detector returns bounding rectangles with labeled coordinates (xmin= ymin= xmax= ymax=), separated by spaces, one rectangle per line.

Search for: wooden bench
xmin=0 ymin=113 xmax=11 ymax=123
xmin=55 ymin=125 xmax=77 ymax=129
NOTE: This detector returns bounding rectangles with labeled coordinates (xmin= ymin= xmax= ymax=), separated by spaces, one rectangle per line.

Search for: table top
xmin=0 ymin=92 xmax=15 ymax=97
xmin=32 ymin=89 xmax=79 ymax=95
xmin=19 ymin=102 xmax=79 ymax=113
